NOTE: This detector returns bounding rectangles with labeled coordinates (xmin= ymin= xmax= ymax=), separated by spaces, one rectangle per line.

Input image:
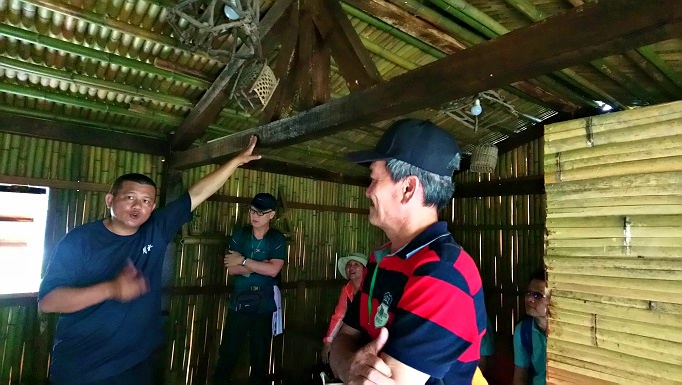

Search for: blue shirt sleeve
xmin=38 ymin=232 xmax=85 ymax=301
xmin=228 ymin=227 xmax=245 ymax=254
xmin=513 ymin=322 xmax=531 ymax=368
xmin=268 ymin=231 xmax=287 ymax=261
xmin=152 ymin=192 xmax=192 ymax=243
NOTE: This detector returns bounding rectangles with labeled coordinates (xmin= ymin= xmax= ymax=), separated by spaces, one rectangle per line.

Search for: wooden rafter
xmin=170 ymin=0 xmax=682 ymax=170
xmin=169 ymin=0 xmax=294 ymax=151
xmin=0 ymin=113 xmax=167 ymax=156
xmin=260 ymin=5 xmax=301 ymax=124
xmin=313 ymin=0 xmax=382 ymax=90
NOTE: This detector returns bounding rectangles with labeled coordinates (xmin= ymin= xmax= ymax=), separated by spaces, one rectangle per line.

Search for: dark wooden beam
xmin=260 ymin=5 xmax=300 ymax=124
xmin=313 ymin=0 xmax=382 ymax=90
xmin=208 ymin=194 xmax=369 ymax=214
xmin=169 ymin=0 xmax=294 ymax=151
xmin=170 ymin=0 xmax=682 ymax=169
xmin=241 ymin=158 xmax=369 ymax=186
xmin=294 ymin=0 xmax=316 ymax=110
xmin=311 ymin=27 xmax=332 ymax=105
xmin=454 ymin=175 xmax=545 ymax=198
xmin=0 ymin=174 xmax=110 ymax=192
xmin=0 ymin=113 xmax=167 ymax=156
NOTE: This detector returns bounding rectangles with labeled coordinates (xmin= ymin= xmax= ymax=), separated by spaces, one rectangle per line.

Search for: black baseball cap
xmin=251 ymin=193 xmax=277 ymax=211
xmin=346 ymin=119 xmax=461 ymax=177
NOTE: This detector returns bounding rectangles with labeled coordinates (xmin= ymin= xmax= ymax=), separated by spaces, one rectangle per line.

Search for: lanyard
xmin=367 ymin=248 xmax=389 ymax=325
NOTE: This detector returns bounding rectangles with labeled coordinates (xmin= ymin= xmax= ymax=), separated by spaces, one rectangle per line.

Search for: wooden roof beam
xmin=169 ymin=0 xmax=294 ymax=151
xmin=170 ymin=0 xmax=682 ymax=170
xmin=313 ymin=0 xmax=383 ymax=90
xmin=0 ymin=113 xmax=167 ymax=156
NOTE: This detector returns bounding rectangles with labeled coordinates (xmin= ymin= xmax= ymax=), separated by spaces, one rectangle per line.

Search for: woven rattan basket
xmin=470 ymin=144 xmax=498 ymax=173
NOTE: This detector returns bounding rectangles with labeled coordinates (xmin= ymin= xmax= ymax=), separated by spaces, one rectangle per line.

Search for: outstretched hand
xmin=234 ymin=135 xmax=261 ymax=166
xmin=347 ymin=328 xmax=395 ymax=385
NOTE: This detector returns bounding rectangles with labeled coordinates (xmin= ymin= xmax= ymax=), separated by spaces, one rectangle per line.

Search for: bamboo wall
xmin=163 ymin=165 xmax=384 ymax=385
xmin=447 ymin=139 xmax=546 ymax=342
xmin=543 ymin=101 xmax=682 ymax=384
xmin=0 ymin=132 xmax=385 ymax=385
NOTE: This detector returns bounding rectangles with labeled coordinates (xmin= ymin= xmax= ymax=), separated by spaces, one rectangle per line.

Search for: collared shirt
xmin=324 ymin=281 xmax=356 ymax=343
xmin=344 ymin=221 xmax=488 ymax=385
xmin=514 ymin=318 xmax=547 ymax=385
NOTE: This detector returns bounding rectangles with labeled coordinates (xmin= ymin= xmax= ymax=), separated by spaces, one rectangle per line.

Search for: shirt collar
xmin=375 ymin=221 xmax=451 ymax=260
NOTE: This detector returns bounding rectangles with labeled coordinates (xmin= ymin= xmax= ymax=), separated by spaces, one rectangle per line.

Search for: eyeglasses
xmin=525 ymin=290 xmax=546 ymax=300
xmin=249 ymin=207 xmax=272 ymax=217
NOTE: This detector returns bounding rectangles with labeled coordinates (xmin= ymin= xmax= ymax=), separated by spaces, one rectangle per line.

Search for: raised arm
xmin=187 ymin=135 xmax=261 ymax=211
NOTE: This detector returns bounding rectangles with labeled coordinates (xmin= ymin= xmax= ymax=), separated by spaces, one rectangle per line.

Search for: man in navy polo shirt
xmin=38 ymin=136 xmax=261 ymax=385
xmin=330 ymin=119 xmax=488 ymax=385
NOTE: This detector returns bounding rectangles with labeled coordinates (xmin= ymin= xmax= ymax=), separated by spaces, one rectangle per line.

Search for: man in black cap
xmin=330 ymin=119 xmax=488 ymax=385
xmin=213 ymin=192 xmax=287 ymax=385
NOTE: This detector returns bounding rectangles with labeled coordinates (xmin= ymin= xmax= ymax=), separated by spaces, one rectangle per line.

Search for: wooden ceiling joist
xmin=313 ymin=0 xmax=383 ymax=90
xmin=0 ymin=114 xmax=167 ymax=156
xmin=170 ymin=0 xmax=682 ymax=170
xmin=169 ymin=0 xmax=294 ymax=151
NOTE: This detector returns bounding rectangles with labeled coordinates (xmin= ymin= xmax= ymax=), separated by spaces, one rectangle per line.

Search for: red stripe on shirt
xmin=454 ymin=250 xmax=483 ymax=295
xmin=398 ymin=275 xmax=477 ymax=343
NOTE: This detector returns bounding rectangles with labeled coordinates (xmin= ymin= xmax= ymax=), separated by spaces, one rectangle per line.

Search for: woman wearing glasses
xmin=513 ymin=269 xmax=550 ymax=385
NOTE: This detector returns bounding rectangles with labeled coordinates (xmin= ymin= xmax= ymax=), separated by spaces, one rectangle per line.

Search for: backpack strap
xmin=520 ymin=316 xmax=536 ymax=378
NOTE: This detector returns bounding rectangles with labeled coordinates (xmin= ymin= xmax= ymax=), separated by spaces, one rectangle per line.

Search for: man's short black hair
xmin=530 ymin=267 xmax=546 ymax=283
xmin=109 ymin=173 xmax=157 ymax=196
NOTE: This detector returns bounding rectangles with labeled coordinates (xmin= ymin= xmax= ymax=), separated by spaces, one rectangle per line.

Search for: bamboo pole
xmin=20 ymin=0 xmax=223 ymax=65
xmin=0 ymin=23 xmax=209 ymax=89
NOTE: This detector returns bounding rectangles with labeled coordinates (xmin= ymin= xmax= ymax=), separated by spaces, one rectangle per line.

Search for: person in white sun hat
xmin=321 ymin=253 xmax=368 ymax=365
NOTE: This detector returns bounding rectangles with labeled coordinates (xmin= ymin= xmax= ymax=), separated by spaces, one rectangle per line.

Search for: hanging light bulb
xmin=470 ymin=98 xmax=482 ymax=116
xmin=223 ymin=0 xmax=240 ymax=20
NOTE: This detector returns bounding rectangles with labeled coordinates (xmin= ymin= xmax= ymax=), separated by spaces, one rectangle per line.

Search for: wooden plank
xmin=208 ymin=193 xmax=369 ymax=215
xmin=0 ymin=113 xmax=166 ymax=156
xmin=260 ymin=5 xmax=300 ymax=124
xmin=313 ymin=0 xmax=382 ymax=90
xmin=310 ymin=26 xmax=331 ymax=105
xmin=170 ymin=0 xmax=682 ymax=169
xmin=0 ymin=174 xmax=110 ymax=192
xmin=454 ymin=175 xmax=544 ymax=197
xmin=241 ymin=158 xmax=369 ymax=186
xmin=295 ymin=0 xmax=316 ymax=109
xmin=169 ymin=0 xmax=295 ymax=151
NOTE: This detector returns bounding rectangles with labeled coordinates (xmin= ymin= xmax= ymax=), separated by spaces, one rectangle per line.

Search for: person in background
xmin=322 ymin=253 xmax=368 ymax=364
xmin=513 ymin=269 xmax=549 ymax=385
xmin=479 ymin=317 xmax=495 ymax=375
xmin=329 ymin=119 xmax=488 ymax=385
xmin=213 ymin=192 xmax=287 ymax=385
xmin=38 ymin=137 xmax=261 ymax=385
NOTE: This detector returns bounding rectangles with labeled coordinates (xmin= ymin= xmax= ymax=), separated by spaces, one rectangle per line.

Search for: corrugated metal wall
xmin=0 ymin=132 xmax=385 ymax=384
xmin=544 ymin=101 xmax=682 ymax=385
xmin=448 ymin=139 xmax=546 ymax=342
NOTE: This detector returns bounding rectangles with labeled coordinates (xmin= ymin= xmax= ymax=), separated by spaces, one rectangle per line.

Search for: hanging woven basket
xmin=470 ymin=144 xmax=498 ymax=173
xmin=234 ymin=60 xmax=279 ymax=112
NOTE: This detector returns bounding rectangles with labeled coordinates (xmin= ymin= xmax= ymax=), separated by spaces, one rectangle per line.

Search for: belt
xmin=249 ymin=286 xmax=261 ymax=291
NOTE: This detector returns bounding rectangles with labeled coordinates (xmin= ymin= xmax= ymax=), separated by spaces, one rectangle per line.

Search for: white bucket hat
xmin=337 ymin=253 xmax=368 ymax=279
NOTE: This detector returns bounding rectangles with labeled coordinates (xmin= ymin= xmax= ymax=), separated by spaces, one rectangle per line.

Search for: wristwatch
xmin=241 ymin=257 xmax=247 ymax=266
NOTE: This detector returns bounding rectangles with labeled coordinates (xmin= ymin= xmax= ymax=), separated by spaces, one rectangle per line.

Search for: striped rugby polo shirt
xmin=344 ymin=221 xmax=488 ymax=385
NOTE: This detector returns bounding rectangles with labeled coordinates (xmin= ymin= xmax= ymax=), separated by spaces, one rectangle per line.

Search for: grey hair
xmin=385 ymin=158 xmax=457 ymax=210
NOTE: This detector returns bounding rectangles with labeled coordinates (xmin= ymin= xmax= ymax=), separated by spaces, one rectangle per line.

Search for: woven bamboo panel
xmin=544 ymin=101 xmax=682 ymax=385
xmin=160 ymin=165 xmax=384 ymax=383
xmin=448 ymin=138 xmax=546 ymax=341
